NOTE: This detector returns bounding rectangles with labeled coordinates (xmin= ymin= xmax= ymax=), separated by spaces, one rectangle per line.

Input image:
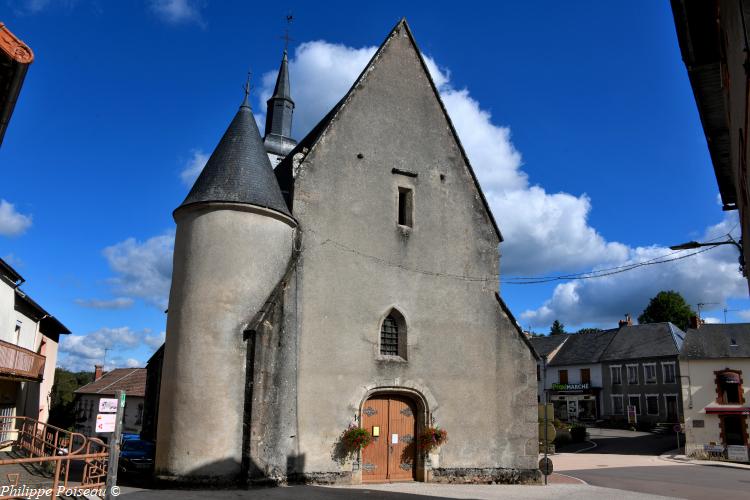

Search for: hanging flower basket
xmin=418 ymin=426 xmax=448 ymax=453
xmin=341 ymin=426 xmax=373 ymax=453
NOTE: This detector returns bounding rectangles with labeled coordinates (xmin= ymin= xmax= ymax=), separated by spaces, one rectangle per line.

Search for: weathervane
xmin=281 ymin=13 xmax=294 ymax=51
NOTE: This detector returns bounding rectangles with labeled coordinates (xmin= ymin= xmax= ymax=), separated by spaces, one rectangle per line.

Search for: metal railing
xmin=0 ymin=340 xmax=45 ymax=381
xmin=0 ymin=416 xmax=109 ymax=499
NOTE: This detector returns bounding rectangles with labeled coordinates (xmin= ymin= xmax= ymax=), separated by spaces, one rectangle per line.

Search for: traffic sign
xmin=95 ymin=413 xmax=116 ymax=433
xmin=538 ymin=457 xmax=553 ymax=475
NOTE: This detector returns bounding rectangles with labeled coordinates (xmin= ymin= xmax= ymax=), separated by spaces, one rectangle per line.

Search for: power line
xmin=306 ymin=228 xmax=730 ymax=286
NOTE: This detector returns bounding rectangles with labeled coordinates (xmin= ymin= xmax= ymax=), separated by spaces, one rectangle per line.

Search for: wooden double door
xmin=361 ymin=395 xmax=417 ymax=482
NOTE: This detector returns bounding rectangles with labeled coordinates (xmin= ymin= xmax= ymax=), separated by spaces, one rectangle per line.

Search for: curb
xmin=658 ymin=451 xmax=750 ymax=470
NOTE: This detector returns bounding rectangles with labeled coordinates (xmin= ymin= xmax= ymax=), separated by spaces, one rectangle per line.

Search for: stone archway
xmin=357 ymin=387 xmax=430 ymax=483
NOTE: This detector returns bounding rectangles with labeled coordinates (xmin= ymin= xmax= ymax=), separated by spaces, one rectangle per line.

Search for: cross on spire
xmin=242 ymin=70 xmax=252 ymax=107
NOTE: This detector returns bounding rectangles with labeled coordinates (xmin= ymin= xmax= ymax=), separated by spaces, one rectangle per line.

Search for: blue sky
xmin=1 ymin=0 xmax=748 ymax=371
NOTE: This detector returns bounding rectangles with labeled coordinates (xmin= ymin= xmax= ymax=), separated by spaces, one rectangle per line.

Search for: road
xmin=565 ymin=463 xmax=750 ymax=500
xmin=555 ymin=430 xmax=750 ymax=500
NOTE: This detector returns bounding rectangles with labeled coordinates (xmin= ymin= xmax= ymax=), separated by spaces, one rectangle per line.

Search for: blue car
xmin=119 ymin=439 xmax=155 ymax=473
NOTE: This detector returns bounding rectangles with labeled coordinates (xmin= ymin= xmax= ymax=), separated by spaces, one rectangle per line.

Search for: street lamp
xmin=669 ymin=237 xmax=745 ymax=275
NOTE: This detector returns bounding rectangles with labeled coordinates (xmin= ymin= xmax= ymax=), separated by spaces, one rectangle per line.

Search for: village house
xmin=74 ymin=366 xmax=146 ymax=441
xmin=531 ymin=318 xmax=685 ymax=426
xmin=153 ymin=19 xmax=539 ymax=486
xmin=0 ymin=257 xmax=69 ymax=444
xmin=600 ymin=322 xmax=685 ymax=426
xmin=542 ymin=330 xmax=615 ymax=423
xmin=680 ymin=323 xmax=750 ymax=463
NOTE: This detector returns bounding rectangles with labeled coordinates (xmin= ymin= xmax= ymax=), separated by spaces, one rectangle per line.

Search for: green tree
xmin=577 ymin=327 xmax=602 ymax=334
xmin=637 ymin=290 xmax=696 ymax=331
xmin=550 ymin=320 xmax=566 ymax=335
xmin=48 ymin=368 xmax=94 ymax=430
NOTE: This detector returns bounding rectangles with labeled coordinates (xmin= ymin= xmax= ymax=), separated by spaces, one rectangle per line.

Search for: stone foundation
xmin=431 ymin=467 xmax=541 ymax=484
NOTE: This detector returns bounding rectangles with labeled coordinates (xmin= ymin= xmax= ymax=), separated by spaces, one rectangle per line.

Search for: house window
xmin=627 ymin=365 xmax=639 ymax=385
xmin=612 ymin=395 xmax=624 ymax=415
xmin=628 ymin=395 xmax=641 ymax=415
xmin=380 ymin=309 xmax=407 ymax=359
xmin=397 ymin=187 xmax=413 ymax=227
xmin=537 ymin=365 xmax=540 ymax=382
xmin=581 ymin=368 xmax=591 ymax=385
xmin=662 ymin=362 xmax=676 ymax=384
xmin=715 ymin=370 xmax=743 ymax=405
xmin=611 ymin=365 xmax=622 ymax=385
xmin=646 ymin=395 xmax=659 ymax=415
xmin=559 ymin=370 xmax=568 ymax=384
xmin=644 ymin=364 xmax=657 ymax=384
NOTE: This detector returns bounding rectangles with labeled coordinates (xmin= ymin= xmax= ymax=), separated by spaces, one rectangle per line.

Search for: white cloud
xmin=0 ymin=199 xmax=32 ymax=237
xmin=75 ymin=297 xmax=134 ymax=309
xmin=179 ymin=149 xmax=208 ymax=186
xmin=149 ymin=0 xmax=205 ymax=27
xmin=103 ymin=231 xmax=174 ymax=309
xmin=259 ymin=42 xmax=378 ymax=137
xmin=520 ymin=213 xmax=746 ymax=328
xmin=258 ymin=39 xmax=748 ymax=328
xmin=144 ymin=331 xmax=166 ymax=350
xmin=58 ymin=326 xmax=149 ymax=372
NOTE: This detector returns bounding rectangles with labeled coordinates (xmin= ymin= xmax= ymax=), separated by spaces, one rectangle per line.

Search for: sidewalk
xmin=115 ymin=483 xmax=675 ymax=499
xmin=659 ymin=448 xmax=750 ymax=470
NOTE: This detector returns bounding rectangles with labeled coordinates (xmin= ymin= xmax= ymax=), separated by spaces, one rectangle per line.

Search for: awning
xmin=705 ymin=407 xmax=750 ymax=415
xmin=719 ymin=372 xmax=741 ymax=384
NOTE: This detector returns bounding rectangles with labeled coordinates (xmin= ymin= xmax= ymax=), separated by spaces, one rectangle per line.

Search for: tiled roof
xmin=548 ymin=330 xmax=617 ymax=366
xmin=74 ymin=368 xmax=146 ymax=397
xmin=681 ymin=323 xmax=750 ymax=359
xmin=529 ymin=335 xmax=568 ymax=358
xmin=599 ymin=323 xmax=684 ymax=361
xmin=178 ymin=98 xmax=291 ymax=217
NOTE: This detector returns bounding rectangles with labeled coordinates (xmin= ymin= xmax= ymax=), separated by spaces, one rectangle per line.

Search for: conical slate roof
xmin=270 ymin=50 xmax=292 ymax=102
xmin=179 ymin=99 xmax=291 ymax=216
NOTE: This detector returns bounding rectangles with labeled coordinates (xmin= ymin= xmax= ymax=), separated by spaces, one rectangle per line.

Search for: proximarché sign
xmin=551 ymin=383 xmax=591 ymax=391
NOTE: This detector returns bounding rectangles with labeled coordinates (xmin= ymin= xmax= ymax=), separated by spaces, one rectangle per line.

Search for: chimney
xmin=618 ymin=314 xmax=633 ymax=328
xmin=94 ymin=365 xmax=103 ymax=381
xmin=689 ymin=315 xmax=701 ymax=330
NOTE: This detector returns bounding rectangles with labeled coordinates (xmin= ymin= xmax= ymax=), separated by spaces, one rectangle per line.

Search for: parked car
xmin=119 ymin=439 xmax=155 ymax=473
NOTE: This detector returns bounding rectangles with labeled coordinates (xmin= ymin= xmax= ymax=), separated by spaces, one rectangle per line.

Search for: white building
xmin=680 ymin=324 xmax=750 ymax=462
xmin=74 ymin=366 xmax=146 ymax=440
xmin=0 ymin=257 xmax=70 ymax=439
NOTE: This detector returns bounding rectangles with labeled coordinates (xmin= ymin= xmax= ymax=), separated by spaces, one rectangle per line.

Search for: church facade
xmin=154 ymin=19 xmax=539 ymax=486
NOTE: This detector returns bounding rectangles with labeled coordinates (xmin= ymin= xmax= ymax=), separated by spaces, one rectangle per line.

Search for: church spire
xmin=263 ymin=49 xmax=297 ymax=162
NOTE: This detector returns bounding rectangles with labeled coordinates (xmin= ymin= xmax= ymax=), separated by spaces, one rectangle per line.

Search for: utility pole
xmin=724 ymin=308 xmax=740 ymax=323
xmin=542 ymin=354 xmax=548 ymax=486
xmin=105 ymin=390 xmax=125 ymax=500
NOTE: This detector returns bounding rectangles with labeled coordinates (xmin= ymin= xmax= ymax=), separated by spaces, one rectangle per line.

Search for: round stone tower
xmin=154 ymin=91 xmax=297 ymax=482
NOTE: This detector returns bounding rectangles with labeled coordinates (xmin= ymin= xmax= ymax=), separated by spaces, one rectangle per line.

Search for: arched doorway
xmin=360 ymin=394 xmax=417 ymax=482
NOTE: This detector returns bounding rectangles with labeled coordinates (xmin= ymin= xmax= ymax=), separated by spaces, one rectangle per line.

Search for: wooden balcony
xmin=0 ymin=339 xmax=45 ymax=381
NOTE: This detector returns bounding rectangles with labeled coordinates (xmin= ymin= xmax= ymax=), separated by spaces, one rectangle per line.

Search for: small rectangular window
xmin=559 ymin=370 xmax=568 ymax=384
xmin=646 ymin=395 xmax=659 ymax=415
xmin=644 ymin=364 xmax=657 ymax=384
xmin=398 ymin=187 xmax=413 ymax=227
xmin=663 ymin=362 xmax=676 ymax=384
xmin=611 ymin=366 xmax=622 ymax=385
xmin=612 ymin=395 xmax=624 ymax=414
xmin=627 ymin=365 xmax=639 ymax=385
xmin=628 ymin=395 xmax=641 ymax=415
xmin=581 ymin=368 xmax=591 ymax=384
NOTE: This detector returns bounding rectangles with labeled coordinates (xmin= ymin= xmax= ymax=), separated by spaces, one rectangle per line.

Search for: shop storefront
xmin=549 ymin=383 xmax=600 ymax=422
